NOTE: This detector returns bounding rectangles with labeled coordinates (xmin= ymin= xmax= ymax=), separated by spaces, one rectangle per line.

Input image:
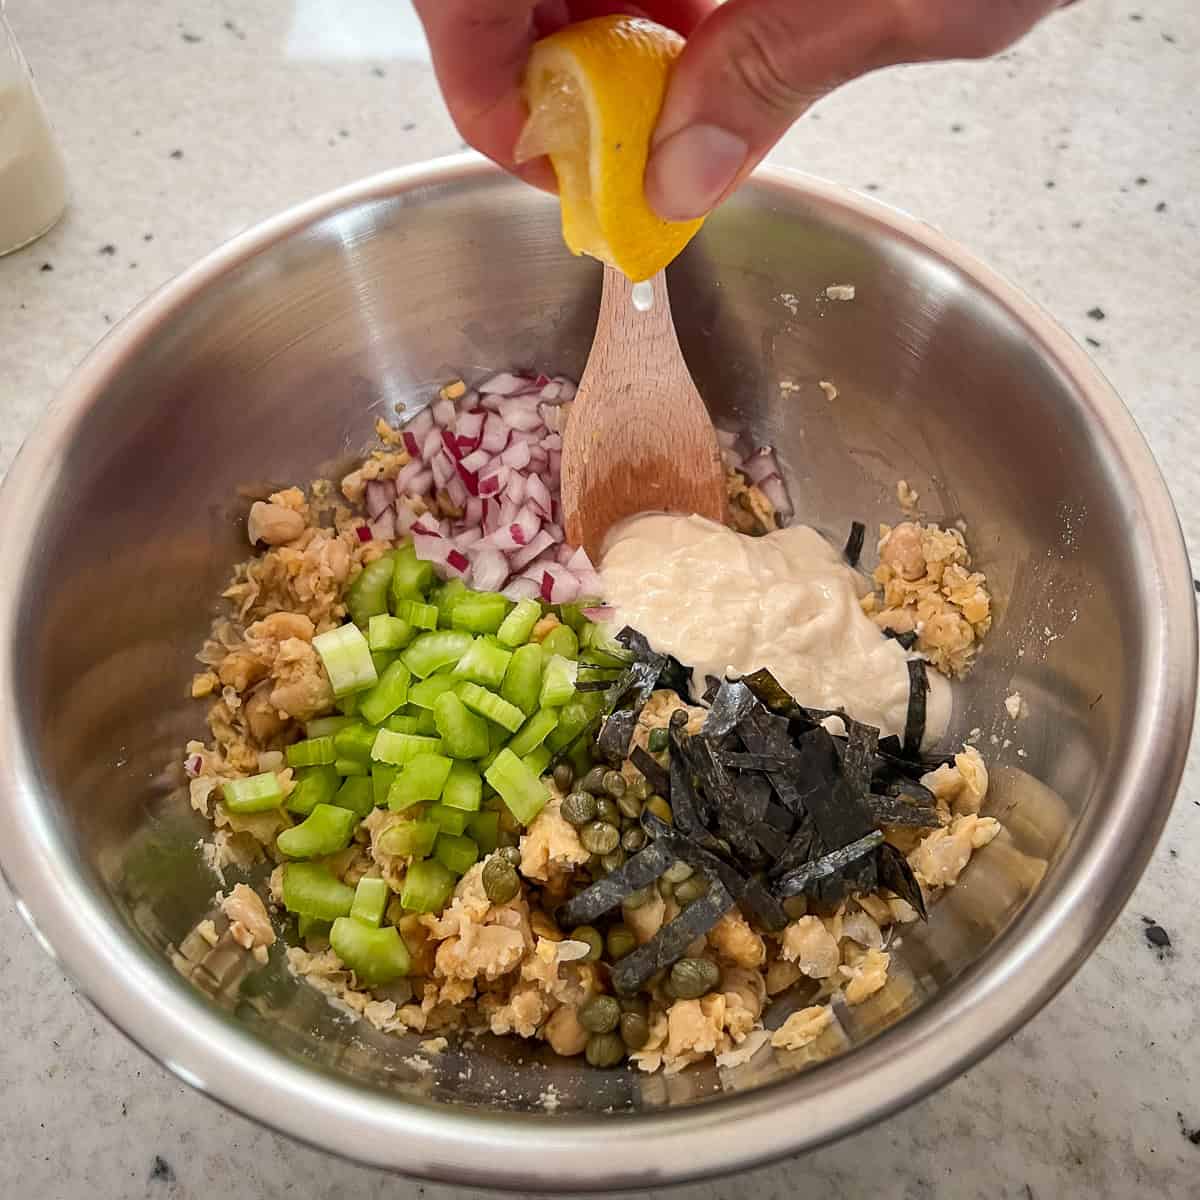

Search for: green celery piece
xmin=496 ymin=597 xmax=542 ymax=648
xmin=359 ymin=659 xmax=412 ymax=725
xmin=383 ymin=714 xmax=420 ymax=734
xmin=451 ymin=639 xmax=513 ymax=689
xmin=330 ymin=917 xmax=411 ymax=984
xmin=434 ymin=833 xmax=479 ymax=876
xmin=334 ymin=758 xmax=369 ymax=777
xmin=276 ymin=803 xmax=358 ymax=858
xmin=314 ymin=622 xmax=378 ymax=697
xmin=388 ymin=755 xmax=454 ymax=810
xmin=333 ymin=722 xmax=378 ymax=763
xmin=501 ymin=643 xmax=544 ymax=717
xmin=286 ymin=736 xmax=337 ymax=768
xmin=371 ymin=764 xmax=398 ymax=809
xmin=350 ymin=876 xmax=390 ymax=927
xmin=402 ymin=630 xmax=474 ymax=678
xmin=428 ymin=804 xmax=470 ymax=835
xmin=556 ymin=602 xmax=588 ymax=635
xmin=336 ymin=690 xmax=360 ymax=717
xmin=304 ymin=715 xmax=356 ymax=739
xmin=283 ymin=863 xmax=356 ymax=920
xmin=412 ymin=706 xmax=438 ymax=735
xmin=522 ymin=745 xmax=552 ymax=778
xmin=287 ymin=765 xmax=341 ymax=816
xmin=377 ymin=818 xmax=439 ymax=858
xmin=345 ymin=552 xmax=398 ymax=628
xmin=390 ymin=543 xmax=436 ymax=607
xmin=433 ymin=691 xmax=491 ymax=760
xmin=433 ymin=579 xmax=469 ymax=628
xmin=567 ymin=737 xmax=593 ymax=781
xmin=371 ymin=729 xmax=444 ymax=764
xmin=297 ymin=914 xmax=330 ymax=940
xmin=368 ymin=613 xmax=414 ymax=652
xmin=407 ymin=673 xmax=461 ymax=709
xmin=441 ymin=760 xmax=483 ymax=812
xmin=456 ymin=681 xmax=525 ymax=732
xmin=539 ymin=654 xmax=578 ymax=708
xmin=401 ymin=859 xmax=457 ymax=914
xmin=466 ymin=810 xmax=500 ymax=854
xmin=401 ymin=599 xmax=438 ymax=630
xmin=449 ymin=591 xmax=511 ymax=634
xmin=540 ymin=623 xmax=579 ymax=660
xmin=332 ymin=776 xmax=374 ymax=818
xmin=370 ymin=649 xmax=399 ymax=677
xmin=222 ymin=772 xmax=284 ymax=814
xmin=485 ymin=749 xmax=549 ymax=826
xmin=545 ymin=692 xmax=605 ymax=752
xmin=506 ymin=707 xmax=560 ymax=758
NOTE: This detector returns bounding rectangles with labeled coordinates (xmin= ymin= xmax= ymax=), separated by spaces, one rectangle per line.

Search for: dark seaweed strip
xmin=658 ymin=654 xmax=695 ymax=704
xmin=596 ymin=708 xmax=640 ymax=765
xmin=751 ymin=821 xmax=791 ymax=858
xmin=556 ymin=841 xmax=674 ymax=926
xmin=700 ymin=679 xmax=756 ymax=742
xmin=902 ymin=658 xmax=929 ymax=758
xmin=818 ymin=845 xmax=878 ymax=904
xmin=736 ymin=773 xmax=772 ymax=825
xmin=667 ymin=743 xmax=723 ymax=848
xmin=629 ymin=744 xmax=670 ymax=797
xmin=613 ymin=626 xmax=692 ymax=704
xmin=702 ymin=675 xmax=722 ymax=704
xmin=876 ymin=842 xmax=928 ymax=920
xmin=874 ymin=743 xmax=954 ymax=777
xmin=690 ymin=734 xmax=765 ymax=865
xmin=763 ymin=799 xmax=794 ymax=833
xmin=864 ymin=791 xmax=940 ymax=827
xmin=841 ymin=717 xmax=879 ymax=802
xmin=719 ymin=752 xmax=794 ymax=772
xmin=766 ymin=815 xmax=819 ymax=880
xmin=611 ymin=880 xmax=734 ymax=994
xmin=773 ymin=831 xmax=885 ymax=898
xmin=574 ymin=680 xmax=620 ymax=692
xmin=883 ymin=628 xmax=919 ymax=651
xmin=844 ymin=520 xmax=866 ymax=567
xmin=740 ymin=668 xmax=813 ymax=721
xmin=738 ymin=876 xmax=789 ymax=932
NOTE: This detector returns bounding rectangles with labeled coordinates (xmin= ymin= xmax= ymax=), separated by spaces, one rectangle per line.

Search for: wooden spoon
xmin=561 ymin=266 xmax=726 ymax=561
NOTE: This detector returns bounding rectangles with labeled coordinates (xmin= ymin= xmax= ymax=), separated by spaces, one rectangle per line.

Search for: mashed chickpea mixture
xmin=178 ymin=378 xmax=1000 ymax=1079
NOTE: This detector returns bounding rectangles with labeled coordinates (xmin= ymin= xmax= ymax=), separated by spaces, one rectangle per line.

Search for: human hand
xmin=414 ymin=1 xmax=1070 ymax=220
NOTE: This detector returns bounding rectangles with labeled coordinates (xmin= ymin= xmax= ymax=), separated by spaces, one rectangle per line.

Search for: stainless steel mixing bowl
xmin=0 ymin=157 xmax=1193 ymax=1190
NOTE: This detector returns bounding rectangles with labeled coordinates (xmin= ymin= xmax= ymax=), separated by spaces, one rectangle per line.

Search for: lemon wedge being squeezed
xmin=515 ymin=15 xmax=705 ymax=283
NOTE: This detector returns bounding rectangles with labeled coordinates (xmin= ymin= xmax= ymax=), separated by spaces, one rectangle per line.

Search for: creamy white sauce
xmin=600 ymin=513 xmax=950 ymax=745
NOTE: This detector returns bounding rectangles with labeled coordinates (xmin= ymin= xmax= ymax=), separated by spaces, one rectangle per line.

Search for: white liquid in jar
xmin=0 ymin=70 xmax=67 ymax=256
xmin=631 ymin=280 xmax=654 ymax=312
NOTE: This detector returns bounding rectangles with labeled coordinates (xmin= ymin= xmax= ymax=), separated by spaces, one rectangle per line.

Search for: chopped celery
xmin=545 ymin=693 xmax=604 ymax=752
xmin=282 ymin=862 xmax=356 ymax=919
xmin=350 ymin=876 xmax=390 ymax=927
xmin=330 ymin=916 xmax=411 ymax=984
xmin=429 ymin=804 xmax=470 ymax=835
xmin=314 ymin=623 xmax=378 ymax=697
xmin=378 ymin=819 xmax=439 ymax=858
xmin=334 ymin=757 xmax=369 ymax=777
xmin=371 ymin=729 xmax=444 ymax=764
xmin=433 ymin=691 xmax=490 ymax=760
xmin=432 ymin=579 xmax=470 ymax=628
xmin=297 ymin=914 xmax=330 ymax=940
xmin=401 ymin=859 xmax=457 ymax=913
xmin=539 ymin=654 xmax=578 ymax=708
xmin=441 ymin=760 xmax=483 ymax=812
xmin=540 ymin=623 xmax=579 ymax=660
xmin=456 ymin=681 xmax=525 ymax=732
xmin=522 ymin=745 xmax=552 ymax=778
xmin=450 ymin=591 xmax=511 ymax=634
xmin=400 ymin=599 xmax=438 ymax=631
xmin=286 ymin=736 xmax=337 ymax=768
xmin=304 ymin=715 xmax=356 ymax=739
xmin=332 ymin=776 xmax=374 ymax=818
xmin=388 ymin=754 xmax=453 ymax=810
xmin=370 ymin=649 xmax=399 ymax=678
xmin=507 ymin=708 xmax=560 ymax=758
xmin=390 ymin=543 xmax=435 ymax=605
xmin=368 ymin=613 xmax=414 ymax=652
xmin=434 ymin=833 xmax=479 ymax=876
xmin=567 ymin=737 xmax=593 ymax=781
xmin=466 ymin=810 xmax=500 ymax=854
xmin=402 ymin=630 xmax=474 ymax=678
xmin=276 ymin=803 xmax=358 ymax=858
xmin=333 ymin=722 xmax=378 ymax=763
xmin=372 ymin=764 xmax=398 ymax=809
xmin=287 ymin=765 xmax=341 ymax=816
xmin=451 ymin=639 xmax=512 ymax=689
xmin=222 ymin=772 xmax=284 ymax=814
xmin=501 ymin=643 xmax=544 ymax=716
xmin=407 ymin=674 xmax=461 ymax=709
xmin=383 ymin=714 xmax=420 ymax=734
xmin=359 ymin=659 xmax=412 ymax=725
xmin=336 ymin=691 xmax=360 ymax=717
xmin=345 ymin=552 xmax=398 ymax=628
xmin=485 ymin=749 xmax=549 ymax=826
xmin=556 ymin=602 xmax=588 ymax=635
xmin=496 ymin=597 xmax=542 ymax=648
xmin=412 ymin=707 xmax=438 ymax=735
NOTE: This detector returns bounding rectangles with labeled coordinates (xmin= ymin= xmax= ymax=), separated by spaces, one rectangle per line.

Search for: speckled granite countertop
xmin=2 ymin=1 xmax=1197 ymax=1196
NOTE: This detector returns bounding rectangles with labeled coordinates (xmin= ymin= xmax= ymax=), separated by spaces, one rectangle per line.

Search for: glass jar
xmin=0 ymin=1 xmax=67 ymax=256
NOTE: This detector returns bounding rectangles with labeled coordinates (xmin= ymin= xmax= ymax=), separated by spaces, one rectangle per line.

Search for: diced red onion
xmin=432 ymin=397 xmax=456 ymax=427
xmin=501 ymin=440 xmax=532 ymax=470
xmin=554 ymin=377 xmax=576 ymax=402
xmin=481 ymin=498 xmax=501 ymax=534
xmin=743 ymin=447 xmax=779 ymax=485
xmin=431 ymin=453 xmax=454 ymax=488
xmin=407 ymin=408 xmax=435 ymax=440
xmin=440 ymin=429 xmax=462 ymax=461
xmin=446 ymin=548 xmax=470 ymax=574
xmin=464 ymin=497 xmax=483 ymax=527
xmin=457 ymin=410 xmax=485 ymax=441
xmin=368 ymin=509 xmax=395 ymax=541
xmin=407 ymin=467 xmax=433 ymax=496
xmin=479 ymin=372 xmax=526 ymax=396
xmin=421 ymin=428 xmax=442 ymax=462
xmin=394 ymin=503 xmax=420 ymax=536
xmin=446 ymin=473 xmax=469 ymax=509
xmin=526 ymin=474 xmax=552 ymax=519
xmin=480 ymin=413 xmax=509 ymax=453
xmin=356 ymin=525 xmax=373 ymax=543
xmin=509 ymin=529 xmax=555 ymax=570
xmin=540 ymin=380 xmax=561 ymax=402
xmin=185 ymin=753 xmax=203 ymax=777
xmin=539 ymin=432 xmax=562 ymax=452
xmin=413 ymin=532 xmax=450 ymax=564
xmin=402 ymin=431 xmax=421 ymax=459
xmin=566 ymin=546 xmax=594 ymax=573
xmin=478 ymin=465 xmax=510 ymax=497
xmin=459 ymin=389 xmax=480 ymax=411
xmin=459 ymin=448 xmax=492 ymax=474
xmin=395 ymin=458 xmax=428 ymax=493
xmin=555 ymin=542 xmax=574 ymax=565
xmin=505 ymin=472 xmax=527 ymax=506
xmin=548 ymin=451 xmax=561 ymax=483
xmin=472 ymin=548 xmax=509 ymax=592
xmin=500 ymin=404 xmax=544 ymax=433
xmin=364 ymin=479 xmax=395 ymax=518
xmin=544 ymin=522 xmax=564 ymax=542
xmin=498 ymin=497 xmax=519 ymax=527
xmin=575 ymin=569 xmax=603 ymax=598
xmin=757 ymin=473 xmax=794 ymax=519
xmin=582 ymin=604 xmax=614 ymax=622
xmin=502 ymin=577 xmax=541 ymax=601
xmin=455 ymin=463 xmax=479 ymax=497
xmin=454 ymin=527 xmax=483 ymax=550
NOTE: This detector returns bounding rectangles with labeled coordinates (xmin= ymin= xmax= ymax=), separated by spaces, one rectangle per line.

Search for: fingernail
xmin=645 ymin=124 xmax=748 ymax=221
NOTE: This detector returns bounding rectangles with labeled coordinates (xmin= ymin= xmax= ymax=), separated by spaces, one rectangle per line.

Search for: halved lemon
xmin=515 ymin=15 xmax=704 ymax=283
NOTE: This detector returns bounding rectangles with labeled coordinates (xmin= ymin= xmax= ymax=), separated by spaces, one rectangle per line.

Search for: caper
xmin=621 ymin=884 xmax=654 ymax=910
xmin=594 ymin=796 xmax=621 ymax=826
xmin=601 ymin=848 xmax=626 ymax=873
xmin=618 ymin=993 xmax=649 ymax=1018
xmin=606 ymin=925 xmax=637 ymax=961
xmin=585 ymin=1031 xmax=626 ymax=1068
xmin=561 ymin=791 xmax=597 ymax=827
xmin=497 ymin=845 xmax=523 ymax=868
xmin=647 ymin=728 xmax=670 ymax=753
xmin=580 ymin=820 xmax=620 ymax=856
xmin=657 ymin=877 xmax=675 ymax=900
xmin=481 ymin=856 xmax=520 ymax=905
xmin=619 ymin=1011 xmax=650 ymax=1050
xmin=602 ymin=770 xmax=627 ymax=798
xmin=579 ymin=993 xmax=621 ymax=1034
xmin=580 ymin=766 xmax=609 ymax=795
xmin=617 ymin=791 xmax=643 ymax=820
xmin=663 ymin=860 xmax=694 ymax=884
xmin=570 ymin=925 xmax=604 ymax=963
xmin=552 ymin=762 xmax=574 ymax=794
xmin=621 ymin=826 xmax=647 ymax=853
xmin=644 ymin=795 xmax=672 ymax=824
xmin=669 ymin=957 xmax=721 ymax=1000
xmin=674 ymin=875 xmax=710 ymax=906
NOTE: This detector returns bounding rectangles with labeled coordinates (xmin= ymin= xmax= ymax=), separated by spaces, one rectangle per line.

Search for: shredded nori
xmin=557 ymin=841 xmax=674 ymax=926
xmin=700 ymin=679 xmax=756 ymax=742
xmin=876 ymin=841 xmax=928 ymax=920
xmin=902 ymin=658 xmax=929 ymax=759
xmin=773 ymin=831 xmax=885 ymax=897
xmin=629 ymin=744 xmax=670 ymax=797
xmin=596 ymin=708 xmax=640 ymax=765
xmin=883 ymin=628 xmax=919 ymax=651
xmin=864 ymin=789 xmax=940 ymax=827
xmin=844 ymin=520 xmax=867 ymax=567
